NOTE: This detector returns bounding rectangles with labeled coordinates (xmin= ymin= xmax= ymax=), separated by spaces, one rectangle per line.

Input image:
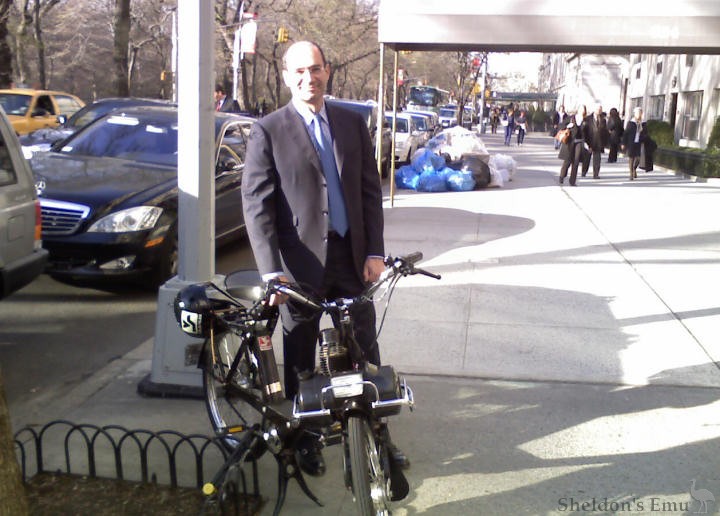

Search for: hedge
xmin=647 ymin=118 xmax=720 ymax=178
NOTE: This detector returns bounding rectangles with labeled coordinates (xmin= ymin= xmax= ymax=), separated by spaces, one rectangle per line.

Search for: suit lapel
xmin=281 ymin=105 xmax=324 ymax=178
xmin=325 ymin=105 xmax=345 ymax=177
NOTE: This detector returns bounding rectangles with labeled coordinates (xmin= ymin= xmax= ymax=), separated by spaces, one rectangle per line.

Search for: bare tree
xmin=112 ymin=0 xmax=130 ymax=95
xmin=0 ymin=0 xmax=14 ymax=87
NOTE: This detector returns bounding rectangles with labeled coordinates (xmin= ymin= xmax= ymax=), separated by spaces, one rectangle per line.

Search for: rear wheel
xmin=203 ymin=331 xmax=265 ymax=458
xmin=347 ymin=415 xmax=389 ymax=516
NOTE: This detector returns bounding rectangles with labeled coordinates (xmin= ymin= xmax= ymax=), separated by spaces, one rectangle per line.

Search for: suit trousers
xmin=279 ymin=231 xmax=379 ymax=399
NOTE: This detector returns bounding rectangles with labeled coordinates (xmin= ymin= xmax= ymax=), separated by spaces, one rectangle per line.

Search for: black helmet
xmin=174 ymin=283 xmax=214 ymax=338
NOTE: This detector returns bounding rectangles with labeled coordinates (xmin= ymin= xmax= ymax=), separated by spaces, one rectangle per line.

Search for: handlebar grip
xmin=401 ymin=251 xmax=423 ymax=265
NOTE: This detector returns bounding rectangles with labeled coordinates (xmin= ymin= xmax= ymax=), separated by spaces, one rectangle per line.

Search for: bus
xmin=406 ymin=85 xmax=450 ymax=114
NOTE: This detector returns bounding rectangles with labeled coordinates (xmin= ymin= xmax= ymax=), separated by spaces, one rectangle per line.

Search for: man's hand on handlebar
xmin=363 ymin=257 xmax=385 ymax=283
xmin=267 ymin=275 xmax=290 ymax=306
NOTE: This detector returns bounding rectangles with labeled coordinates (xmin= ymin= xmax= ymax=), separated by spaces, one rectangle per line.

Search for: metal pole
xmin=376 ymin=44 xmax=385 ymax=178
xmin=390 ymin=49 xmax=399 ymax=207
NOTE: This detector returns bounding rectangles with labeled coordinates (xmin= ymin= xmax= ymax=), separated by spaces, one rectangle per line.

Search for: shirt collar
xmin=291 ymin=98 xmax=328 ymax=127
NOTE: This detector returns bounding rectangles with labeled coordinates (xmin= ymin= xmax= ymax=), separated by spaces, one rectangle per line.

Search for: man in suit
xmin=214 ymin=84 xmax=241 ymax=113
xmin=242 ymin=41 xmax=406 ymax=476
xmin=583 ymin=104 xmax=609 ymax=178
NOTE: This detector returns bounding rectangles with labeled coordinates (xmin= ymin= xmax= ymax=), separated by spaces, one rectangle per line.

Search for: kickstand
xmin=272 ymin=447 xmax=323 ymax=516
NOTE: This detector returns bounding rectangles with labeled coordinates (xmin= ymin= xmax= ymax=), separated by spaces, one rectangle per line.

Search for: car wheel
xmin=150 ymin=229 xmax=178 ymax=287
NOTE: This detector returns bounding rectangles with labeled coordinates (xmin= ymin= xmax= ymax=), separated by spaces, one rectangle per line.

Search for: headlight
xmin=87 ymin=206 xmax=163 ymax=233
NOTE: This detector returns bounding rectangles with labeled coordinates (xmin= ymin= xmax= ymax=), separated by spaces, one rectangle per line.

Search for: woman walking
xmin=558 ymin=106 xmax=589 ymax=186
xmin=621 ymin=107 xmax=646 ymax=180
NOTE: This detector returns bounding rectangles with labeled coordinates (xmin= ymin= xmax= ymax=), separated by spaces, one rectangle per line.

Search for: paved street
xmin=8 ymin=129 xmax=720 ymax=515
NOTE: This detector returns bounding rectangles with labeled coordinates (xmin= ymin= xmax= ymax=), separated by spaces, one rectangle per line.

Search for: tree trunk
xmin=0 ymin=368 xmax=29 ymax=516
xmin=0 ymin=0 xmax=13 ymax=87
xmin=113 ymin=0 xmax=131 ymax=96
xmin=34 ymin=0 xmax=46 ymax=88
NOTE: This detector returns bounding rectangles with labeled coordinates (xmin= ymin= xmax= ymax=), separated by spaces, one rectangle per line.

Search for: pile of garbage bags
xmin=394 ymin=126 xmax=517 ymax=192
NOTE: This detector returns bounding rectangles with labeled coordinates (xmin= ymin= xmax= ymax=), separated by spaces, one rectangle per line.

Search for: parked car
xmin=404 ymin=108 xmax=440 ymax=135
xmin=0 ymin=104 xmax=48 ymax=299
xmin=438 ymin=105 xmax=459 ymax=129
xmin=325 ymin=97 xmax=393 ymax=177
xmin=384 ymin=111 xmax=424 ymax=163
xmin=403 ymin=111 xmax=434 ymax=147
xmin=29 ymin=106 xmax=254 ymax=288
xmin=0 ymin=88 xmax=85 ymax=135
xmin=20 ymin=97 xmax=174 ymax=158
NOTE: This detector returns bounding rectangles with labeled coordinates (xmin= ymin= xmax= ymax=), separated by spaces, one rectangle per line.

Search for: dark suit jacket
xmin=622 ymin=121 xmax=647 ymax=158
xmin=242 ymin=102 xmax=384 ymax=289
xmin=585 ymin=114 xmax=609 ymax=151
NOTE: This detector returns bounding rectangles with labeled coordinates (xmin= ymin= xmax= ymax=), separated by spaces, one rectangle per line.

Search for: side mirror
xmin=57 ymin=114 xmax=67 ymax=125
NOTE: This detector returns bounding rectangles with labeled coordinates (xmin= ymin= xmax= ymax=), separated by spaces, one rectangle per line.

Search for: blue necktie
xmin=312 ymin=115 xmax=348 ymax=237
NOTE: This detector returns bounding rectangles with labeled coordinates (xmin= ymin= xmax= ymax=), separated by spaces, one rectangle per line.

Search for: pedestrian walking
xmin=606 ymin=107 xmax=623 ymax=163
xmin=583 ymin=104 xmax=609 ymax=178
xmin=621 ymin=107 xmax=647 ymax=180
xmin=558 ymin=107 xmax=589 ymax=186
xmin=503 ymin=107 xmax=516 ymax=146
xmin=515 ymin=109 xmax=528 ymax=146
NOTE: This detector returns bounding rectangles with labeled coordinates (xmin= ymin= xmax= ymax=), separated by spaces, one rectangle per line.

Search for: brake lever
xmin=414 ymin=268 xmax=441 ymax=280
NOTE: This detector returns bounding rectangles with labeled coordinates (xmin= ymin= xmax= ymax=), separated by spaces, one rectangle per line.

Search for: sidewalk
xmin=14 ymin=131 xmax=720 ymax=515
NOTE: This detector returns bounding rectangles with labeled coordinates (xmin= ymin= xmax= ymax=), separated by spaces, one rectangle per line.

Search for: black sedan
xmin=20 ymin=97 xmax=174 ymax=158
xmin=30 ymin=106 xmax=253 ymax=288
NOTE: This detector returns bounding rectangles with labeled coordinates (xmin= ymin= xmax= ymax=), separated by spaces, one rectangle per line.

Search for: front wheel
xmin=203 ymin=331 xmax=265 ymax=458
xmin=347 ymin=415 xmax=389 ymax=516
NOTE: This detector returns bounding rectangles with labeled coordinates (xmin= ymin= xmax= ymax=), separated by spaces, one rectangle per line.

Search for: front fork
xmin=340 ymin=410 xmax=391 ymax=493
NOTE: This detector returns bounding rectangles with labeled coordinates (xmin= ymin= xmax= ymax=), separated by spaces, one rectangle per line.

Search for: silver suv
xmin=0 ymin=106 xmax=47 ymax=299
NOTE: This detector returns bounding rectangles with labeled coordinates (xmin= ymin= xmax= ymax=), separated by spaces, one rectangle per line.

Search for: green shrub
xmin=707 ymin=116 xmax=720 ymax=149
xmin=646 ymin=120 xmax=674 ymax=147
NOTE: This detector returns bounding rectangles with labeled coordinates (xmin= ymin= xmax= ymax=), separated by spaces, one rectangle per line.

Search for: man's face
xmin=282 ymin=43 xmax=330 ymax=110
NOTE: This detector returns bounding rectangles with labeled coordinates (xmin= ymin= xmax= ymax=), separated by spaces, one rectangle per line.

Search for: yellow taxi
xmin=0 ymin=89 xmax=85 ymax=135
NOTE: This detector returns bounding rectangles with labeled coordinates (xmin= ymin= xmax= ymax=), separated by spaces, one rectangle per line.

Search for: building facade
xmin=540 ymin=53 xmax=720 ymax=149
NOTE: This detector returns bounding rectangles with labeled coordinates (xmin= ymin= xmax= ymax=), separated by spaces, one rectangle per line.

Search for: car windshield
xmin=0 ymin=93 xmax=31 ymax=116
xmin=439 ymin=108 xmax=457 ymax=118
xmin=58 ymin=114 xmax=178 ymax=166
xmin=65 ymin=103 xmax=120 ymax=130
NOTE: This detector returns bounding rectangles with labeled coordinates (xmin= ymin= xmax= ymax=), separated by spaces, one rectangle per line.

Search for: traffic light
xmin=277 ymin=27 xmax=289 ymax=43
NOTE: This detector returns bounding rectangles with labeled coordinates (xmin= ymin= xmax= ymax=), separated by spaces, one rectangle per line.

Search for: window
xmin=681 ymin=91 xmax=703 ymax=140
xmin=635 ymin=67 xmax=641 ymax=79
xmin=649 ymin=95 xmax=665 ymax=120
xmin=656 ymin=61 xmax=662 ymax=74
xmin=630 ymin=97 xmax=643 ymax=111
xmin=0 ymin=139 xmax=16 ymax=186
xmin=686 ymin=54 xmax=694 ymax=67
xmin=55 ymin=95 xmax=84 ymax=116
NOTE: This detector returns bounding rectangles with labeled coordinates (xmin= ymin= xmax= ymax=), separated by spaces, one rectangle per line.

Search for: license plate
xmin=331 ymin=373 xmax=363 ymax=398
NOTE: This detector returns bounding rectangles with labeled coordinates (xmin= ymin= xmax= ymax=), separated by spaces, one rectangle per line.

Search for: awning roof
xmin=378 ymin=0 xmax=720 ymax=54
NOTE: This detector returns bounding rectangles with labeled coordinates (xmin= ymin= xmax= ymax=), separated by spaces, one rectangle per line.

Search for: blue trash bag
xmin=410 ymin=148 xmax=435 ymax=173
xmin=446 ymin=169 xmax=477 ymax=192
xmin=417 ymin=168 xmax=448 ymax=192
xmin=395 ymin=164 xmax=420 ymax=190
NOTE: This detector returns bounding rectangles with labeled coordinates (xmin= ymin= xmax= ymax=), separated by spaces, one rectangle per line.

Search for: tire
xmin=347 ymin=415 xmax=389 ymax=516
xmin=203 ymin=331 xmax=266 ymax=458
xmin=149 ymin=229 xmax=178 ymax=287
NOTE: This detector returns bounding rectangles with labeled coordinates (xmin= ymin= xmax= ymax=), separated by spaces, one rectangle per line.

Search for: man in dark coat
xmin=583 ymin=105 xmax=609 ymax=178
xmin=242 ymin=41 xmax=407 ymax=477
xmin=214 ymin=84 xmax=241 ymax=113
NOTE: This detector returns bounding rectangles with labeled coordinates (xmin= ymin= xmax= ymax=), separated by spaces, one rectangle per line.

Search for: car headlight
xmin=87 ymin=206 xmax=163 ymax=233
